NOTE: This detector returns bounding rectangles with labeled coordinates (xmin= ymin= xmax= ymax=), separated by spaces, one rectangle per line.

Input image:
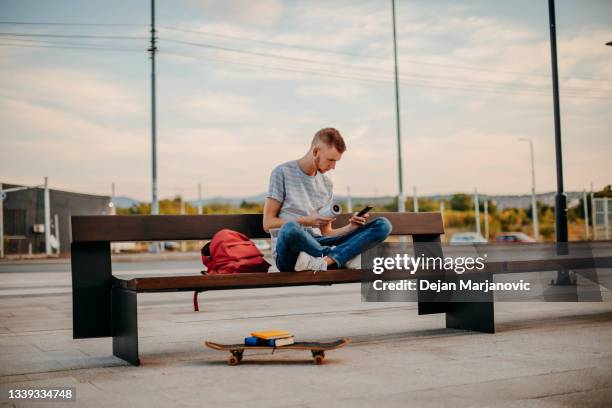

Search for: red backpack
xmin=201 ymin=229 xmax=270 ymax=275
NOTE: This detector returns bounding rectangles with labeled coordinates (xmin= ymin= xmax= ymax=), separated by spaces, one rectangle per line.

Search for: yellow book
xmin=251 ymin=330 xmax=292 ymax=340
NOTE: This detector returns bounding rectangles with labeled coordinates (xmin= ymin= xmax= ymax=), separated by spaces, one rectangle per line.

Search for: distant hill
xmin=188 ymin=193 xmax=268 ymax=207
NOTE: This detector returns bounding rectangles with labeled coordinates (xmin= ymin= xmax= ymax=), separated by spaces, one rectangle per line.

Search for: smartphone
xmin=356 ymin=205 xmax=373 ymax=217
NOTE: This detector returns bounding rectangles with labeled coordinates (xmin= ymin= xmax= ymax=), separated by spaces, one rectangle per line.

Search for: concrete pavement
xmin=0 ymin=260 xmax=611 ymax=407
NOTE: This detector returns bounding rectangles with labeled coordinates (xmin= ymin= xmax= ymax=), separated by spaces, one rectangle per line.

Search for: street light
xmin=548 ymin=0 xmax=573 ymax=289
xmin=391 ymin=0 xmax=405 ymax=213
xmin=149 ymin=0 xmax=158 ymax=219
xmin=519 ymin=138 xmax=539 ymax=241
xmin=547 ymin=0 xmax=568 ymax=251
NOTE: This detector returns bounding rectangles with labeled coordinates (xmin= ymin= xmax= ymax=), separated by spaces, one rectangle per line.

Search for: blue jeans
xmin=275 ymin=217 xmax=392 ymax=271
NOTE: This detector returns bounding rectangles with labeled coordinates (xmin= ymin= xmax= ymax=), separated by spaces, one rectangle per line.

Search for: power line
xmin=0 ymin=37 xmax=143 ymax=51
xmin=0 ymin=21 xmax=146 ymax=27
xmin=1 ymin=29 xmax=609 ymax=98
xmin=0 ymin=32 xmax=148 ymax=40
xmin=160 ymin=38 xmax=612 ymax=97
xmin=3 ymin=31 xmax=607 ymax=94
xmin=164 ymin=49 xmax=390 ymax=84
xmin=1 ymin=32 xmax=608 ymax=98
xmin=3 ymin=22 xmax=610 ymax=84
xmin=0 ymin=42 xmax=143 ymax=52
xmin=162 ymin=37 xmax=348 ymax=68
xmin=2 ymin=24 xmax=611 ymax=85
xmin=160 ymin=25 xmax=612 ymax=84
xmin=163 ymin=36 xmax=508 ymax=89
xmin=162 ymin=50 xmax=612 ymax=100
xmin=159 ymin=25 xmax=372 ymax=59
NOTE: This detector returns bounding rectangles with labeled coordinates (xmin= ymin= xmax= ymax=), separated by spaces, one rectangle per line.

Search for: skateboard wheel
xmin=232 ymin=351 xmax=243 ymax=362
xmin=228 ymin=356 xmax=240 ymax=366
xmin=314 ymin=355 xmax=324 ymax=365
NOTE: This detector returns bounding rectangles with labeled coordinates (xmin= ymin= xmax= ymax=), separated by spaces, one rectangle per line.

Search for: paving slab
xmin=0 ymin=262 xmax=611 ymax=407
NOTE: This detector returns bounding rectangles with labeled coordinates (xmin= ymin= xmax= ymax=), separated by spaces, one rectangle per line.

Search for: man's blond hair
xmin=311 ymin=128 xmax=346 ymax=153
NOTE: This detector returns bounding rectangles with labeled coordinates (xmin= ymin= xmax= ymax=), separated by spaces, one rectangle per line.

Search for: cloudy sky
xmin=1 ymin=0 xmax=611 ymax=201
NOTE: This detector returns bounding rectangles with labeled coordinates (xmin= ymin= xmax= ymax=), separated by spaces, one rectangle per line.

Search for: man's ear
xmin=312 ymin=146 xmax=319 ymax=156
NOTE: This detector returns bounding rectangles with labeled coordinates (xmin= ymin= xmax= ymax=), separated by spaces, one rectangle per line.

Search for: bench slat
xmin=113 ymin=255 xmax=612 ymax=292
xmin=114 ymin=269 xmax=363 ymax=292
xmin=72 ymin=212 xmax=444 ymax=242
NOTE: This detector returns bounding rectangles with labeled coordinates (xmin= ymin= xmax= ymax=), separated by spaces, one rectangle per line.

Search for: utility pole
xmin=583 ymin=190 xmax=589 ymax=241
xmin=180 ymin=195 xmax=186 ymax=252
xmin=591 ymin=182 xmax=596 ymax=240
xmin=605 ymin=196 xmax=610 ymax=240
xmin=484 ymin=199 xmax=489 ymax=241
xmin=474 ymin=189 xmax=481 ymax=236
xmin=149 ymin=0 xmax=159 ymax=253
xmin=150 ymin=0 xmax=158 ymax=217
xmin=110 ymin=182 xmax=116 ymax=215
xmin=44 ymin=177 xmax=51 ymax=256
xmin=198 ymin=183 xmax=203 ymax=215
xmin=520 ymin=138 xmax=539 ymax=241
xmin=412 ymin=186 xmax=418 ymax=212
xmin=54 ymin=214 xmax=60 ymax=254
xmin=346 ymin=186 xmax=353 ymax=213
xmin=391 ymin=0 xmax=405 ymax=213
xmin=439 ymin=200 xmax=446 ymax=243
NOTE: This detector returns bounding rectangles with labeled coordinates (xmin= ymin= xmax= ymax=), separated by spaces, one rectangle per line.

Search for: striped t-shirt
xmin=267 ymin=160 xmax=334 ymax=237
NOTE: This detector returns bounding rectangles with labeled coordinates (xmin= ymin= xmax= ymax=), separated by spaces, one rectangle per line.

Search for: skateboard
xmin=205 ymin=338 xmax=351 ymax=365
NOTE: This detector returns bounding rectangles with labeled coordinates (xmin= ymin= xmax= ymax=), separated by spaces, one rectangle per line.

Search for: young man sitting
xmin=263 ymin=128 xmax=392 ymax=272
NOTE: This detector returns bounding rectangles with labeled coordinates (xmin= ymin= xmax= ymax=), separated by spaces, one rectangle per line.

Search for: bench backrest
xmin=71 ymin=212 xmax=444 ymax=242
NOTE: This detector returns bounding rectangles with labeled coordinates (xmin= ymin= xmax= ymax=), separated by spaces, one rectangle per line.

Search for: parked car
xmin=163 ymin=241 xmax=181 ymax=251
xmin=449 ymin=232 xmax=488 ymax=245
xmin=495 ymin=232 xmax=536 ymax=243
xmin=111 ymin=242 xmax=138 ymax=253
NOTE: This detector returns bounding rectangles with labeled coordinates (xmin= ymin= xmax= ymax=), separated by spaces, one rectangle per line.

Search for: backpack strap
xmin=193 ymin=290 xmax=205 ymax=312
xmin=201 ymin=242 xmax=211 ymax=257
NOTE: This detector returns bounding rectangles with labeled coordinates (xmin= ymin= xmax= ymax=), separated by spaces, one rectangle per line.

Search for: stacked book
xmin=244 ymin=330 xmax=295 ymax=347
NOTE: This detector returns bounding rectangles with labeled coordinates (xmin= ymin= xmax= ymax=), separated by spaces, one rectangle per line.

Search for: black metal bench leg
xmin=413 ymin=235 xmax=452 ymax=317
xmin=445 ymin=271 xmax=495 ymax=333
xmin=446 ymin=302 xmax=495 ymax=333
xmin=112 ymin=287 xmax=140 ymax=365
xmin=71 ymin=241 xmax=112 ymax=338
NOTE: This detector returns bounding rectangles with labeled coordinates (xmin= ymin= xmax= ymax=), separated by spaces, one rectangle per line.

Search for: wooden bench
xmin=71 ymin=212 xmax=496 ymax=365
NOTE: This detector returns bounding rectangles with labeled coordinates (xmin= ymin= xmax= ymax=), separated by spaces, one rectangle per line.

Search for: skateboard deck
xmin=205 ymin=338 xmax=351 ymax=365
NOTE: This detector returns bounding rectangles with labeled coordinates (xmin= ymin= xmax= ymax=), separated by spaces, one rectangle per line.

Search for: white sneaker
xmin=294 ymin=252 xmax=328 ymax=272
xmin=345 ymin=254 xmax=361 ymax=269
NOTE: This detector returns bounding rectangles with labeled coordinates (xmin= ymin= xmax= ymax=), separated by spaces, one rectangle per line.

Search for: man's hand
xmin=300 ymin=211 xmax=335 ymax=228
xmin=348 ymin=212 xmax=370 ymax=229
